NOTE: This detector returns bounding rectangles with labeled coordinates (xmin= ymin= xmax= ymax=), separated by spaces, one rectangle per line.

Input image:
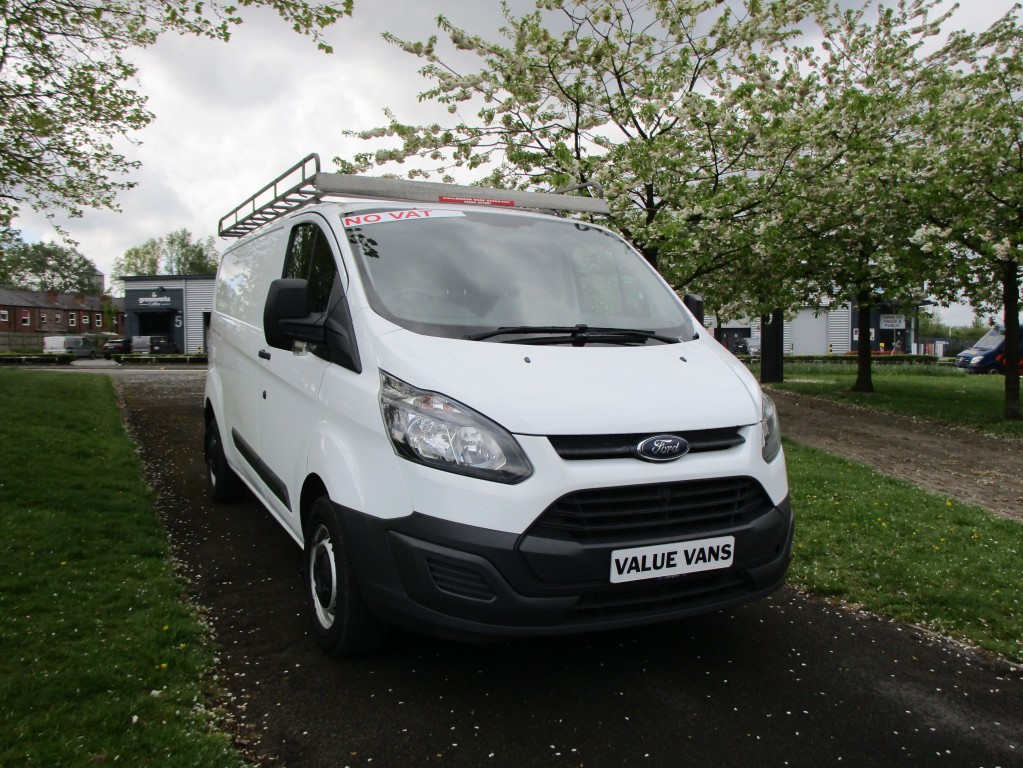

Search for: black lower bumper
xmin=336 ymin=496 xmax=794 ymax=640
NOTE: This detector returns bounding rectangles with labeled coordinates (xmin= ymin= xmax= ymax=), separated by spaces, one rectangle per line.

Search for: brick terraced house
xmin=0 ymin=288 xmax=126 ymax=350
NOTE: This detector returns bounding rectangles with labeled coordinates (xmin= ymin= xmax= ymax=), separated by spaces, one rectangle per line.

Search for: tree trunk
xmin=852 ymin=290 xmax=874 ymax=393
xmin=640 ymin=244 xmax=658 ymax=269
xmin=760 ymin=309 xmax=785 ymax=384
xmin=1000 ymin=260 xmax=1021 ymax=420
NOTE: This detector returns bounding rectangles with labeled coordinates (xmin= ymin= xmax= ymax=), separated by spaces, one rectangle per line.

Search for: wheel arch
xmin=203 ymin=367 xmax=226 ymax=428
xmin=300 ymin=419 xmax=412 ymax=526
xmin=299 ymin=474 xmax=330 ymax=537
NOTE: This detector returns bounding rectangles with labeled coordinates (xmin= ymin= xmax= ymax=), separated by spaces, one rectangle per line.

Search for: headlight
xmin=379 ymin=371 xmax=533 ymax=484
xmin=761 ymin=393 xmax=782 ymax=463
xmin=971 ymin=356 xmax=984 ymax=365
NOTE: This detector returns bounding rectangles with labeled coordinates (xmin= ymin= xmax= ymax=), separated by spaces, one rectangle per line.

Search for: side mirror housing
xmin=683 ymin=293 xmax=705 ymax=327
xmin=264 ymin=278 xmax=325 ymax=350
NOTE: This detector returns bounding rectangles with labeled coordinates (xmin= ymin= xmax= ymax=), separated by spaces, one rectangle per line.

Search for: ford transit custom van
xmin=205 ymin=154 xmax=793 ymax=656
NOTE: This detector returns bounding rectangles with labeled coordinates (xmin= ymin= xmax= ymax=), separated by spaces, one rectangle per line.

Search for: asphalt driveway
xmin=115 ymin=371 xmax=1022 ymax=768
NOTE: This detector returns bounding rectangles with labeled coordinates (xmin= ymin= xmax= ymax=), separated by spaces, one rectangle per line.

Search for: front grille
xmin=571 ymin=571 xmax=748 ymax=619
xmin=530 ymin=477 xmax=774 ymax=544
xmin=426 ymin=558 xmax=496 ymax=601
xmin=549 ymin=427 xmax=744 ymax=460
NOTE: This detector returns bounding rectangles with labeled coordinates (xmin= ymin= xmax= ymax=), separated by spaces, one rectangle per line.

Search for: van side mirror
xmin=683 ymin=293 xmax=705 ymax=326
xmin=264 ymin=278 xmax=326 ymax=350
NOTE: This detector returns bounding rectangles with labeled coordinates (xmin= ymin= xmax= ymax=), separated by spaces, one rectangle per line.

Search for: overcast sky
xmin=12 ymin=0 xmax=1017 ymax=323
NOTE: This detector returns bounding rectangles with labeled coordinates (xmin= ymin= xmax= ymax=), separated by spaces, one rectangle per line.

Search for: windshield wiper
xmin=464 ymin=324 xmax=680 ymax=345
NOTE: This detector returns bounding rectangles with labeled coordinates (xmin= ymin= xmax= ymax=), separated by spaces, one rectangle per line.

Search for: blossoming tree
xmin=336 ymin=0 xmax=816 ymax=296
xmin=912 ymin=8 xmax=1022 ymax=419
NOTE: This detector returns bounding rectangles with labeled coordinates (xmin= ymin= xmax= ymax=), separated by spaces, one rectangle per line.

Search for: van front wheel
xmin=304 ymin=498 xmax=387 ymax=656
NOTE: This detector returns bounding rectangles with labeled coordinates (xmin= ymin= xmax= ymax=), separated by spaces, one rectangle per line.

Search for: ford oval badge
xmin=635 ymin=435 xmax=690 ymax=462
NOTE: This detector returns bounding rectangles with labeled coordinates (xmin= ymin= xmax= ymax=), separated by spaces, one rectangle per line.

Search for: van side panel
xmin=43 ymin=337 xmax=66 ymax=354
xmin=216 ymin=229 xmax=284 ymax=327
xmin=210 ymin=228 xmax=287 ymax=490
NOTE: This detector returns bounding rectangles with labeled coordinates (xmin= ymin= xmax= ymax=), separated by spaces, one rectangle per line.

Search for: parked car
xmin=42 ymin=335 xmax=95 ymax=359
xmin=102 ymin=337 xmax=132 ymax=359
xmin=955 ymin=327 xmax=1023 ymax=374
xmin=149 ymin=335 xmax=179 ymax=354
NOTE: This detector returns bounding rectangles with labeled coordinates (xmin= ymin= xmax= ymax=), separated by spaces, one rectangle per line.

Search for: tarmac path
xmin=114 ymin=370 xmax=1022 ymax=768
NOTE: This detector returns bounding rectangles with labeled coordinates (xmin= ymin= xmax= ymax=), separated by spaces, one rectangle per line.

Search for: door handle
xmin=258 ymin=349 xmax=271 ymax=360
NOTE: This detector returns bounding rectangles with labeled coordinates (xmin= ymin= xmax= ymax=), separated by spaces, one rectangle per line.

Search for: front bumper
xmin=337 ymin=490 xmax=794 ymax=639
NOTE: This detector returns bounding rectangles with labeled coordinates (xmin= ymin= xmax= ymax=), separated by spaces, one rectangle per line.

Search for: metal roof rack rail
xmin=219 ymin=153 xmax=610 ymax=238
xmin=218 ymin=153 xmax=322 ymax=238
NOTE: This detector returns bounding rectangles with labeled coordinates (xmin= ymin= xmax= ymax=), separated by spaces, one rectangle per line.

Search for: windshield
xmin=973 ymin=329 xmax=1004 ymax=350
xmin=343 ymin=208 xmax=694 ymax=343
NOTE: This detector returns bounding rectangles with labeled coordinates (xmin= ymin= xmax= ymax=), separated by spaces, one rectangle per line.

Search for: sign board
xmin=852 ymin=328 xmax=876 ymax=341
xmin=125 ymin=288 xmax=183 ymax=313
xmin=880 ymin=314 xmax=906 ymax=330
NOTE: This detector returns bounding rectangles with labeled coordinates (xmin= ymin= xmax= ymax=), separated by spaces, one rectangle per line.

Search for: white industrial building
xmin=711 ymin=301 xmax=919 ymax=356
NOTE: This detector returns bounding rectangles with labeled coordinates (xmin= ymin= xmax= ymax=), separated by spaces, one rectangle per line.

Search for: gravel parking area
xmin=771 ymin=390 xmax=1023 ymax=522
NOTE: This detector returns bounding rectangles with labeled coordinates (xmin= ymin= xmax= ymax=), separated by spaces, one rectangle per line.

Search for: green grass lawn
xmin=768 ymin=363 xmax=1022 ymax=658
xmin=767 ymin=362 xmax=1023 ymax=438
xmin=0 ymin=370 xmax=242 ymax=767
xmin=785 ymin=440 xmax=1023 ymax=661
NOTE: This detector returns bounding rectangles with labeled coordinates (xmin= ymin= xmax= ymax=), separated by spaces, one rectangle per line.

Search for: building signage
xmin=880 ymin=314 xmax=906 ymax=330
xmin=125 ymin=288 xmax=183 ymax=313
xmin=138 ymin=293 xmax=173 ymax=307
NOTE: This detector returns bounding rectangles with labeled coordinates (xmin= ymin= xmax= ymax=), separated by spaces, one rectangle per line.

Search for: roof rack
xmin=218 ymin=153 xmax=610 ymax=238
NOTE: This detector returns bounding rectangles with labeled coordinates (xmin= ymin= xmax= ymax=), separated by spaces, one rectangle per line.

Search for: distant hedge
xmin=114 ymin=354 xmax=208 ymax=365
xmin=738 ymin=354 xmax=941 ymax=366
xmin=0 ymin=354 xmax=73 ymax=366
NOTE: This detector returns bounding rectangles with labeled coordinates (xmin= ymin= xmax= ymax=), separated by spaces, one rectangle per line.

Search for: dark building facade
xmin=121 ymin=275 xmax=215 ymax=354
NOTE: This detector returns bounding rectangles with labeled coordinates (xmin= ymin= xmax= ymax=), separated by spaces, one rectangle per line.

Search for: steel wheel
xmin=303 ymin=497 xmax=387 ymax=656
xmin=308 ymin=523 xmax=338 ymax=631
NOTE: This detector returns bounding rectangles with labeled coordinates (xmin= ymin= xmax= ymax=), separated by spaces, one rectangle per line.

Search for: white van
xmin=43 ymin=335 xmax=95 ymax=358
xmin=205 ymin=154 xmax=793 ymax=656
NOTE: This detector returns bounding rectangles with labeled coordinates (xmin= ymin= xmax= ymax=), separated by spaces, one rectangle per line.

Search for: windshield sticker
xmin=341 ymin=209 xmax=464 ymax=228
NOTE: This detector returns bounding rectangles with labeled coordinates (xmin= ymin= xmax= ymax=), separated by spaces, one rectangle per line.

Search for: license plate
xmin=610 ymin=536 xmax=735 ymax=584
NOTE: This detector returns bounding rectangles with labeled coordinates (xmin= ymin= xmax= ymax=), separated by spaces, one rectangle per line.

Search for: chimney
xmin=75 ymin=293 xmax=85 ymax=306
xmin=46 ymin=290 xmax=58 ymax=303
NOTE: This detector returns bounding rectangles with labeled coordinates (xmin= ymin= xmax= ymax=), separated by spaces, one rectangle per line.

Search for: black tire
xmin=304 ymin=497 xmax=387 ymax=656
xmin=204 ymin=414 xmax=245 ymax=502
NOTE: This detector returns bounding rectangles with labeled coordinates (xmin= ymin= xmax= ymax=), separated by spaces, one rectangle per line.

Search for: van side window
xmin=284 ymin=223 xmax=337 ymax=315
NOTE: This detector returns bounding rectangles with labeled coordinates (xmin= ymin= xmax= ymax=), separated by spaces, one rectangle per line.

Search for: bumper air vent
xmin=426 ymin=558 xmax=497 ymax=602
